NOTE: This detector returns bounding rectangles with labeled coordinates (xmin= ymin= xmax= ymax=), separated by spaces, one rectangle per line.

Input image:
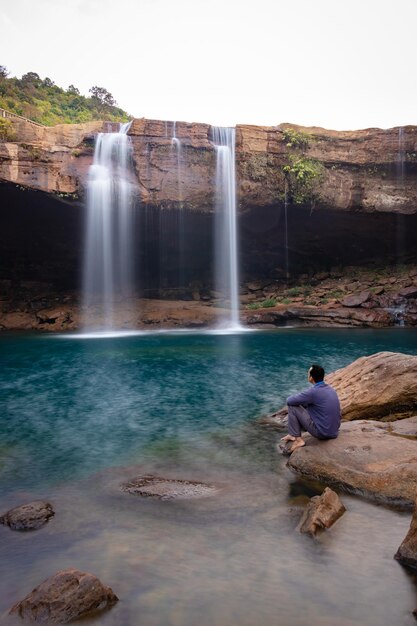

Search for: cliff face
xmin=1 ymin=117 xmax=417 ymax=215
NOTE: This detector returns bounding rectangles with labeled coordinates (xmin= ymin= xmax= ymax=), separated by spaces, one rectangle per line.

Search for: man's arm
xmin=287 ymin=387 xmax=314 ymax=406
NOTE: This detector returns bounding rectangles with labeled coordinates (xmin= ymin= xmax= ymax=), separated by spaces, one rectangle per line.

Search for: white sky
xmin=1 ymin=0 xmax=416 ymax=130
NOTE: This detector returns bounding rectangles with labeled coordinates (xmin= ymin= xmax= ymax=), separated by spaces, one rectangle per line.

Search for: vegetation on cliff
xmin=281 ymin=127 xmax=325 ymax=205
xmin=0 ymin=66 xmax=130 ymax=126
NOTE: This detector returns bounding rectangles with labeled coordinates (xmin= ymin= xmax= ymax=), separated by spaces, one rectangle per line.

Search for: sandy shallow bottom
xmin=1 ymin=451 xmax=417 ymax=626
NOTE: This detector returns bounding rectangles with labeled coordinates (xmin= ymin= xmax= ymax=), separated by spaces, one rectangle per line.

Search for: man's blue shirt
xmin=287 ymin=382 xmax=341 ymax=438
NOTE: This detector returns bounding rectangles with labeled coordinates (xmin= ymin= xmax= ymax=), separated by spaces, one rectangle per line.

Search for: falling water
xmin=171 ymin=122 xmax=185 ymax=289
xmin=83 ymin=122 xmax=135 ymax=330
xmin=212 ymin=127 xmax=241 ymax=329
xmin=396 ymin=127 xmax=406 ymax=266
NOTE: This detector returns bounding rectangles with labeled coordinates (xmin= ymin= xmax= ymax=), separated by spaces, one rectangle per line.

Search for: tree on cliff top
xmin=0 ymin=70 xmax=131 ymax=126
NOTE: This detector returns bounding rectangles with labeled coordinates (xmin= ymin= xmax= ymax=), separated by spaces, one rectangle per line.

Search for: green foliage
xmin=283 ymin=154 xmax=325 ymax=204
xmin=327 ymin=289 xmax=344 ymax=299
xmin=0 ymin=117 xmax=15 ymax=140
xmin=282 ymin=127 xmax=311 ymax=149
xmin=246 ymin=298 xmax=277 ymax=310
xmin=0 ymin=69 xmax=130 ymax=126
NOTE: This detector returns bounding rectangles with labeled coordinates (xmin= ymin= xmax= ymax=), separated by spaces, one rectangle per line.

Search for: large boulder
xmin=287 ymin=418 xmax=417 ymax=506
xmin=260 ymin=351 xmax=417 ymax=427
xmin=298 ymin=487 xmax=346 ymax=536
xmin=0 ymin=501 xmax=54 ymax=531
xmin=326 ymin=352 xmax=417 ymax=421
xmin=9 ymin=568 xmax=118 ymax=623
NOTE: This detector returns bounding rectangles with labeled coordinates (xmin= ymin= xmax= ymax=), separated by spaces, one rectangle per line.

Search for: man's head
xmin=308 ymin=364 xmax=325 ymax=383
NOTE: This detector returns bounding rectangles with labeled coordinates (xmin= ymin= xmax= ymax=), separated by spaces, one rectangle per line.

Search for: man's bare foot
xmin=281 ymin=434 xmax=296 ymax=442
xmin=288 ymin=438 xmax=306 ymax=453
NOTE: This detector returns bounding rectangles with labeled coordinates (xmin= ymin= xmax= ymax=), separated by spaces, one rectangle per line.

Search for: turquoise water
xmin=1 ymin=329 xmax=417 ymax=625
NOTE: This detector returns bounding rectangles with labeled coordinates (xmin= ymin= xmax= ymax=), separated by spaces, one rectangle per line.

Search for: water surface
xmin=1 ymin=329 xmax=417 ymax=625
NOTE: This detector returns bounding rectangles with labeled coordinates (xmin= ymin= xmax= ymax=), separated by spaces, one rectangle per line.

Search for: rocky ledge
xmin=287 ymin=418 xmax=417 ymax=507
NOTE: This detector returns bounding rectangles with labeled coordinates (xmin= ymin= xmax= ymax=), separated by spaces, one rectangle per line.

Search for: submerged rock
xmin=9 ymin=568 xmax=118 ymax=623
xmin=395 ymin=504 xmax=417 ymax=568
xmin=298 ymin=487 xmax=346 ymax=536
xmin=287 ymin=419 xmax=417 ymax=507
xmin=120 ymin=475 xmax=219 ymax=500
xmin=0 ymin=501 xmax=54 ymax=530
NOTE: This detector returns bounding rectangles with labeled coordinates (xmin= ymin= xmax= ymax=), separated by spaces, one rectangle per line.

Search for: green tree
xmin=89 ymin=86 xmax=116 ymax=110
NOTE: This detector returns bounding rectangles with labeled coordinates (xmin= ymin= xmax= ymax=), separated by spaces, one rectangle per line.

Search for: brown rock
xmin=298 ymin=487 xmax=346 ymax=536
xmin=260 ymin=352 xmax=417 ymax=428
xmin=326 ymin=351 xmax=417 ymax=421
xmin=341 ymin=291 xmax=371 ymax=307
xmin=395 ymin=503 xmax=417 ymax=568
xmin=0 ymin=501 xmax=54 ymax=530
xmin=9 ymin=568 xmax=118 ymax=623
xmin=287 ymin=420 xmax=417 ymax=506
xmin=120 ymin=475 xmax=219 ymax=499
xmin=399 ymin=286 xmax=417 ymax=298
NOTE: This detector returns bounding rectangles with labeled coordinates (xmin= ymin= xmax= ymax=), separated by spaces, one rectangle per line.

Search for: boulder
xmin=326 ymin=352 xmax=417 ymax=421
xmin=9 ymin=568 xmax=118 ymax=623
xmin=0 ymin=501 xmax=54 ymax=530
xmin=395 ymin=504 xmax=417 ymax=568
xmin=260 ymin=351 xmax=417 ymax=427
xmin=287 ymin=419 xmax=417 ymax=506
xmin=298 ymin=487 xmax=346 ymax=536
xmin=341 ymin=291 xmax=371 ymax=307
xmin=120 ymin=475 xmax=219 ymax=499
xmin=399 ymin=286 xmax=417 ymax=299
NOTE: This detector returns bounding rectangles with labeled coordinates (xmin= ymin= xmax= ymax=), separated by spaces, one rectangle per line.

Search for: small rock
xmin=373 ymin=286 xmax=385 ymax=295
xmin=341 ymin=291 xmax=371 ymax=307
xmin=399 ymin=286 xmax=417 ymax=299
xmin=9 ymin=568 xmax=118 ymax=623
xmin=0 ymin=501 xmax=54 ymax=531
xmin=298 ymin=487 xmax=346 ymax=536
xmin=395 ymin=503 xmax=417 ymax=568
xmin=120 ymin=475 xmax=219 ymax=499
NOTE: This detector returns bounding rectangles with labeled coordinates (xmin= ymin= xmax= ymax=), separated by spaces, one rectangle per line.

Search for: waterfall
xmin=396 ymin=127 xmax=406 ymax=265
xmin=212 ymin=127 xmax=241 ymax=329
xmin=171 ymin=121 xmax=185 ymax=290
xmin=83 ymin=122 xmax=135 ymax=330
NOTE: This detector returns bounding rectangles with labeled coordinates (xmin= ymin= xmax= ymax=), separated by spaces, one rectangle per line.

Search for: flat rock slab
xmin=9 ymin=568 xmax=118 ymax=623
xmin=287 ymin=419 xmax=417 ymax=507
xmin=0 ymin=501 xmax=54 ymax=530
xmin=120 ymin=475 xmax=219 ymax=500
xmin=298 ymin=487 xmax=346 ymax=536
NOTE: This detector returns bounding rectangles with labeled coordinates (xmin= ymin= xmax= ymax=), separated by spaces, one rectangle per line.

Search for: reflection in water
xmin=1 ymin=330 xmax=417 ymax=625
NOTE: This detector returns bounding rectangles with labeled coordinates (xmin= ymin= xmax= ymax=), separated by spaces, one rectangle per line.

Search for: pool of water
xmin=1 ymin=328 xmax=417 ymax=625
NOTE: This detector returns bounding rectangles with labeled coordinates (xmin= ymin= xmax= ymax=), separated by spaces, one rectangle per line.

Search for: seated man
xmin=281 ymin=364 xmax=341 ymax=453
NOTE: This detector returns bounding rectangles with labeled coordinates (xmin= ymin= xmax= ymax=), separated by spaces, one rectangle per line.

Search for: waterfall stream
xmin=212 ymin=127 xmax=241 ymax=330
xmin=83 ymin=123 xmax=134 ymax=330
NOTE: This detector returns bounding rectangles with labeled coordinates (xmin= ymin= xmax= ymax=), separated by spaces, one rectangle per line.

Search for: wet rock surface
xmin=120 ymin=475 xmax=219 ymax=500
xmin=287 ymin=419 xmax=417 ymax=507
xmin=298 ymin=487 xmax=346 ymax=536
xmin=9 ymin=568 xmax=118 ymax=623
xmin=0 ymin=501 xmax=54 ymax=530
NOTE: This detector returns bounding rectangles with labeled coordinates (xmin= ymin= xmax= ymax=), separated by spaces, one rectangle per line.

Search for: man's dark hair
xmin=309 ymin=364 xmax=324 ymax=382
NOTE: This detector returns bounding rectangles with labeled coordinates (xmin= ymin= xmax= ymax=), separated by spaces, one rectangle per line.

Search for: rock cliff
xmin=1 ymin=117 xmax=417 ymax=215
